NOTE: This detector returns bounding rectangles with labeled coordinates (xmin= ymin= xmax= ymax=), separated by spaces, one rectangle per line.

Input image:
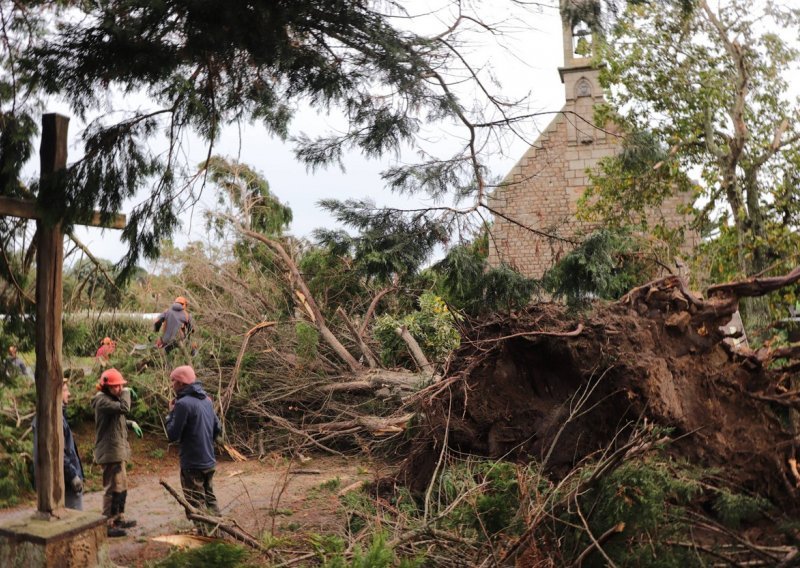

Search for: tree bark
xmin=396 ymin=325 xmax=435 ymax=376
xmin=359 ymin=285 xmax=396 ymax=338
xmin=336 ymin=307 xmax=378 ymax=368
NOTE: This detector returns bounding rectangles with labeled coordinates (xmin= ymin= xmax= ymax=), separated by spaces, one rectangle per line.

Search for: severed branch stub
xmin=159 ymin=479 xmax=270 ymax=554
xmin=396 ymin=325 xmax=436 ymax=378
xmin=337 ymin=306 xmax=379 ymax=368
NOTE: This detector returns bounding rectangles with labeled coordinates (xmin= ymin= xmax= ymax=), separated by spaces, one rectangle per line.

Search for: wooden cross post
xmin=35 ymin=113 xmax=68 ymax=518
xmin=0 ymin=113 xmax=125 ymax=517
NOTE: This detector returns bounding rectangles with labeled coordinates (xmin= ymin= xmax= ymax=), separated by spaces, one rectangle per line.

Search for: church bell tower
xmin=557 ymin=2 xmax=606 ymax=145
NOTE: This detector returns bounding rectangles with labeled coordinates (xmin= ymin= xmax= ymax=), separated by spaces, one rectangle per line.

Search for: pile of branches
xmin=163 ymin=239 xmax=433 ymax=459
xmin=152 ymin=233 xmax=800 ymax=564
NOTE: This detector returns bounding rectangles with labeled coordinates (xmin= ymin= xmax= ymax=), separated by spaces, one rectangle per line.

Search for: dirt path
xmin=0 ymin=453 xmax=371 ymax=567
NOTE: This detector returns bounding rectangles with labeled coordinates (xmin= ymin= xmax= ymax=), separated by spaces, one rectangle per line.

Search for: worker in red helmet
xmin=154 ymin=296 xmax=194 ymax=354
xmin=95 ymin=337 xmax=116 ymax=365
xmin=91 ymin=368 xmax=142 ymax=537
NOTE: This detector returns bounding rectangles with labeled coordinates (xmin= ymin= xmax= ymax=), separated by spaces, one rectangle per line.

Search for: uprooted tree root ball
xmin=402 ymin=273 xmax=800 ymax=508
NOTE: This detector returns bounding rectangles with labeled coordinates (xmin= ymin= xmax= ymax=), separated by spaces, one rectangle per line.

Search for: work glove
xmin=70 ymin=476 xmax=83 ymax=494
xmin=130 ymin=421 xmax=143 ymax=438
xmin=127 ymin=387 xmax=139 ymax=401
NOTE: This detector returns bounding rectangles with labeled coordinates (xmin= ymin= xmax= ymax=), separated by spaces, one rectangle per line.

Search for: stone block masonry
xmin=487 ymin=15 xmax=696 ymax=279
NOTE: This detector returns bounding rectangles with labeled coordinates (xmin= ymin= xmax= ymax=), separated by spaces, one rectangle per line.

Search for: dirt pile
xmin=405 ymin=274 xmax=800 ymax=505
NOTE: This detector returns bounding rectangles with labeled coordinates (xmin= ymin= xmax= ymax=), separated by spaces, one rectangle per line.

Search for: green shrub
xmin=561 ymin=456 xmax=749 ymax=567
xmin=340 ymin=490 xmax=378 ymax=534
xmin=0 ymin=424 xmax=34 ymax=507
xmin=153 ymin=542 xmax=250 ymax=568
xmin=438 ymin=460 xmax=524 ymax=540
xmin=431 ymin=237 xmax=537 ymax=315
xmin=372 ymin=293 xmax=460 ymax=369
xmin=542 ymin=228 xmax=657 ymax=307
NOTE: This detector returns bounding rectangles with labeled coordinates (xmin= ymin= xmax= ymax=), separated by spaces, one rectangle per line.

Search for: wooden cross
xmin=0 ymin=114 xmax=125 ymax=517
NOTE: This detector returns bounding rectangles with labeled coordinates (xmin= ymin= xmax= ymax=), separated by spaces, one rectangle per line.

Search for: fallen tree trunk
xmin=337 ymin=306 xmax=379 ymax=368
xmin=317 ymin=369 xmax=422 ymax=396
xmin=304 ymin=413 xmax=414 ymax=435
xmin=397 ymin=325 xmax=435 ymax=376
xmin=220 ymin=320 xmax=276 ymax=436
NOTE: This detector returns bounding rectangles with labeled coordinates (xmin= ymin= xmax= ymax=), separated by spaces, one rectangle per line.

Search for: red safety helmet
xmin=100 ymin=368 xmax=127 ymax=387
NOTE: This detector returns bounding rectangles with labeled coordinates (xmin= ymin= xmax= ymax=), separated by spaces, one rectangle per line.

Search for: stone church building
xmin=487 ymin=16 xmax=696 ymax=278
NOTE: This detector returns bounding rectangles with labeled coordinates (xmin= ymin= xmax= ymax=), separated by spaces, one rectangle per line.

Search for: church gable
xmin=488 ymin=101 xmax=620 ymax=278
xmin=487 ymin=7 xmax=694 ymax=279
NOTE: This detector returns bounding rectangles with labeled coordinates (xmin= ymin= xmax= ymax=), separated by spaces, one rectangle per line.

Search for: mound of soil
xmin=404 ymin=276 xmax=799 ymax=505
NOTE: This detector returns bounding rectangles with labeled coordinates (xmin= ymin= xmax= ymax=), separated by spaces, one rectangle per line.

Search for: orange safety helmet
xmin=174 ymin=296 xmax=188 ymax=308
xmin=102 ymin=337 xmax=112 ymax=345
xmin=100 ymin=368 xmax=127 ymax=387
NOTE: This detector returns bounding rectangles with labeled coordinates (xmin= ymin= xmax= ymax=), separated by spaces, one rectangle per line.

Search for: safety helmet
xmin=100 ymin=368 xmax=127 ymax=387
xmin=102 ymin=337 xmax=112 ymax=345
xmin=174 ymin=296 xmax=188 ymax=308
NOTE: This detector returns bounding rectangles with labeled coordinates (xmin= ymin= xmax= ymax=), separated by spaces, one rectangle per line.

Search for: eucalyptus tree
xmin=580 ymin=0 xmax=800 ymax=330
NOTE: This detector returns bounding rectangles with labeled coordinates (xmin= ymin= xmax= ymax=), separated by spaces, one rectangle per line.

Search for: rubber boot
xmin=114 ymin=490 xmax=137 ymax=528
xmin=102 ymin=492 xmax=113 ymax=518
xmin=107 ymin=493 xmax=127 ymax=537
xmin=107 ymin=525 xmax=127 ymax=538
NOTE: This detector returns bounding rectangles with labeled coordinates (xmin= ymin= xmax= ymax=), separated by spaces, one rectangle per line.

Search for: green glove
xmin=130 ymin=421 xmax=143 ymax=438
xmin=127 ymin=387 xmax=138 ymax=401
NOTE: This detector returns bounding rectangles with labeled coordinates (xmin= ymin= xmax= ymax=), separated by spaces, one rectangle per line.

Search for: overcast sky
xmin=25 ymin=2 xmax=568 ymax=266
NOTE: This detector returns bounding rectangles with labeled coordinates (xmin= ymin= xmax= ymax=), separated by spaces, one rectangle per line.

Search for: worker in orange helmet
xmin=91 ymin=368 xmax=142 ymax=537
xmin=154 ymin=296 xmax=194 ymax=354
xmin=95 ymin=337 xmax=116 ymax=365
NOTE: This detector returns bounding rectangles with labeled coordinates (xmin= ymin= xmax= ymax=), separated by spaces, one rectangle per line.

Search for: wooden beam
xmin=0 ymin=196 xmax=126 ymax=229
xmin=34 ymin=113 xmax=68 ymax=516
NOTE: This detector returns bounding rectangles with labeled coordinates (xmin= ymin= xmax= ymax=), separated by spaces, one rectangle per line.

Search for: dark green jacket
xmin=91 ymin=388 xmax=131 ymax=464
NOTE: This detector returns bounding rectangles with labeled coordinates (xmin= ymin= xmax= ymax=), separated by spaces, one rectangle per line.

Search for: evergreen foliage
xmin=203 ymin=156 xmax=292 ymax=239
xmin=334 ymin=436 xmax=777 ymax=566
xmin=542 ymin=228 xmax=656 ymax=306
xmin=440 ymin=460 xmax=524 ymax=538
xmin=316 ymin=199 xmax=449 ymax=286
xmin=431 ymin=233 xmax=537 ymax=315
xmin=313 ymin=531 xmax=421 ymax=568
xmin=0 ymin=0 xmax=483 ymax=281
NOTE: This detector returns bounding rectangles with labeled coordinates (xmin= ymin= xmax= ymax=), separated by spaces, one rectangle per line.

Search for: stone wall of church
xmin=488 ymin=108 xmax=617 ymax=278
xmin=487 ymin=107 xmax=697 ymax=279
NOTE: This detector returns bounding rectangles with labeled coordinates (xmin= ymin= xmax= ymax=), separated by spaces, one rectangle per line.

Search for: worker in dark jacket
xmin=166 ymin=365 xmax=222 ymax=525
xmin=32 ymin=379 xmax=85 ymax=510
xmin=5 ymin=345 xmax=33 ymax=381
xmin=92 ymin=368 xmax=142 ymax=537
xmin=61 ymin=379 xmax=85 ymax=510
xmin=154 ymin=296 xmax=193 ymax=354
